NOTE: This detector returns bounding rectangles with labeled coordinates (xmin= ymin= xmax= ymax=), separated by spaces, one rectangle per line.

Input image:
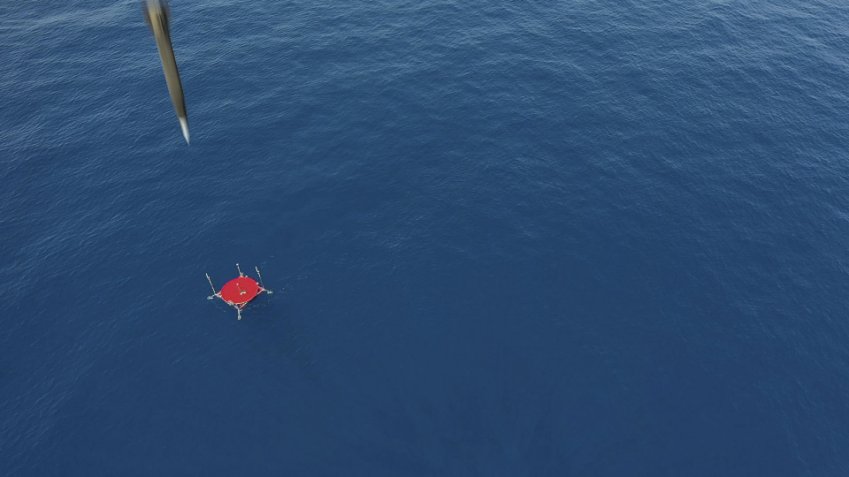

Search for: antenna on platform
xmin=236 ymin=263 xmax=244 ymax=277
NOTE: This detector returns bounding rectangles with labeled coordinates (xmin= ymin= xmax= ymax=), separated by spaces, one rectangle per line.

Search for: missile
xmin=143 ymin=0 xmax=190 ymax=144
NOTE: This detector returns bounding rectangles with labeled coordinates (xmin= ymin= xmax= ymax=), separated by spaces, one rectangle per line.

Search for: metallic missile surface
xmin=143 ymin=0 xmax=190 ymax=144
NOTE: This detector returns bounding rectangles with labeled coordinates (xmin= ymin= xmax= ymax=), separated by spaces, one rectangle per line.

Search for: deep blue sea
xmin=3 ymin=0 xmax=849 ymax=475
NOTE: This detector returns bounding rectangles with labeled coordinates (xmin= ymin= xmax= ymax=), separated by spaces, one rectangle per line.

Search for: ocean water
xmin=3 ymin=0 xmax=849 ymax=474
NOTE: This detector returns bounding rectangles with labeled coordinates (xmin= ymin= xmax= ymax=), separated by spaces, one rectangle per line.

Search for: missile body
xmin=144 ymin=0 xmax=190 ymax=143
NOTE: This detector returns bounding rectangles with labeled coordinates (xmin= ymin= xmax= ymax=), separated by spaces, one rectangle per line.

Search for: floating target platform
xmin=206 ymin=264 xmax=272 ymax=320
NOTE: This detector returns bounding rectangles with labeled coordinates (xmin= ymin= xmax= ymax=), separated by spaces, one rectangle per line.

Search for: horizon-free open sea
xmin=3 ymin=1 xmax=849 ymax=475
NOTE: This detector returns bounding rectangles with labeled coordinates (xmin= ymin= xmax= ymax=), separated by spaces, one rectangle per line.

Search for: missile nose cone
xmin=179 ymin=117 xmax=190 ymax=144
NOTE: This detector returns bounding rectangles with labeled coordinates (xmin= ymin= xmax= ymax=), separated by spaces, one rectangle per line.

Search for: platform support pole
xmin=255 ymin=266 xmax=272 ymax=294
xmin=205 ymin=273 xmax=217 ymax=299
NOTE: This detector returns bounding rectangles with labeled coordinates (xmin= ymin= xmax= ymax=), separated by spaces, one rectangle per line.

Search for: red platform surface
xmin=219 ymin=276 xmax=261 ymax=307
